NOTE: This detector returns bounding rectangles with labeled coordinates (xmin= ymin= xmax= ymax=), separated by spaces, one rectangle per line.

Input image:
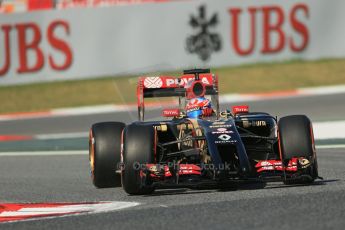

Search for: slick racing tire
xmin=122 ymin=124 xmax=156 ymax=195
xmin=278 ymin=115 xmax=318 ymax=184
xmin=89 ymin=122 xmax=125 ymax=188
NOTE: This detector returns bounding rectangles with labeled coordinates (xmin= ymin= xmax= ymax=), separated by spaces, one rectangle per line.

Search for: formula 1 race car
xmin=89 ymin=69 xmax=320 ymax=195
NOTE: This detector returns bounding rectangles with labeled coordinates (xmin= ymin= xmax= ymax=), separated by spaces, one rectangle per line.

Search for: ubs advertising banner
xmin=1 ymin=0 xmax=345 ymax=85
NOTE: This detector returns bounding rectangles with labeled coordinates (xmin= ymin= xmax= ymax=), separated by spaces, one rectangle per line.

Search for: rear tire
xmin=122 ymin=124 xmax=156 ymax=195
xmin=278 ymin=115 xmax=318 ymax=184
xmin=89 ymin=122 xmax=125 ymax=188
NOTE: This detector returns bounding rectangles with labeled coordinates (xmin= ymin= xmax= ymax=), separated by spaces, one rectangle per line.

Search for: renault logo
xmin=218 ymin=134 xmax=231 ymax=141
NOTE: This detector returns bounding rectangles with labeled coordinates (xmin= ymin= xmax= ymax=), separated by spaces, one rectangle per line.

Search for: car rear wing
xmin=137 ymin=69 xmax=219 ymax=121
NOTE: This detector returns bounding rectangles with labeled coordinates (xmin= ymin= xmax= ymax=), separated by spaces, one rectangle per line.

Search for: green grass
xmin=1 ymin=58 xmax=345 ymax=114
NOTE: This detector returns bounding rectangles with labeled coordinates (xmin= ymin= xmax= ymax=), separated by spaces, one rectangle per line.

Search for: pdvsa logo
xmin=166 ymin=76 xmax=210 ymax=87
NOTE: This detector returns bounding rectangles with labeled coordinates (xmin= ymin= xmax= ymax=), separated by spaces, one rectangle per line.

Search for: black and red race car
xmin=89 ymin=69 xmax=320 ymax=195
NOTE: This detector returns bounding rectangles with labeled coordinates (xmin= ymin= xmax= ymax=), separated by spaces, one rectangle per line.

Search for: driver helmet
xmin=186 ymin=97 xmax=212 ymax=118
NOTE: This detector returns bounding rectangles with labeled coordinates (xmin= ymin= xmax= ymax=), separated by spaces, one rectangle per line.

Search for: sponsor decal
xmin=212 ymin=121 xmax=225 ymax=125
xmin=212 ymin=128 xmax=233 ymax=134
xmin=228 ymin=4 xmax=309 ymax=56
xmin=186 ymin=98 xmax=210 ymax=111
xmin=298 ymin=158 xmax=310 ymax=168
xmin=212 ymin=131 xmax=233 ymax=134
xmin=166 ymin=76 xmax=211 ymax=87
xmin=242 ymin=120 xmax=267 ymax=128
xmin=186 ymin=5 xmax=222 ymax=61
xmin=210 ymin=124 xmax=232 ymax=128
xmin=162 ymin=109 xmax=179 ymax=117
xmin=215 ymin=134 xmax=237 ymax=143
xmin=242 ymin=120 xmax=250 ymax=128
xmin=0 ymin=20 xmax=73 ymax=77
xmin=186 ymin=107 xmax=200 ymax=113
xmin=232 ymin=105 xmax=249 ymax=114
xmin=143 ymin=77 xmax=163 ymax=88
xmin=254 ymin=121 xmax=267 ymax=126
xmin=215 ymin=140 xmax=237 ymax=144
xmin=255 ymin=158 xmax=299 ymax=172
xmin=218 ymin=134 xmax=231 ymax=141
xmin=0 ymin=3 xmax=311 ymax=86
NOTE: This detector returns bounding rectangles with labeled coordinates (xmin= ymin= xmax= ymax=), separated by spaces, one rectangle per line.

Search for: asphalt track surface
xmin=0 ymin=149 xmax=344 ymax=230
xmin=0 ymin=93 xmax=345 ymax=229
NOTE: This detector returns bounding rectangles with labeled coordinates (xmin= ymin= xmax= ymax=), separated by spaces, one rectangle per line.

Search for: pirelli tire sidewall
xmin=89 ymin=122 xmax=125 ymax=188
xmin=122 ymin=124 xmax=155 ymax=195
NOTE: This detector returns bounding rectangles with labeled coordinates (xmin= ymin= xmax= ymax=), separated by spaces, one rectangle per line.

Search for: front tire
xmin=122 ymin=124 xmax=156 ymax=195
xmin=278 ymin=115 xmax=318 ymax=184
xmin=89 ymin=122 xmax=125 ymax=188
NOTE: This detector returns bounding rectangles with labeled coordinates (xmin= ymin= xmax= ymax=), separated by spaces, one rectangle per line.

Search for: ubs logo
xmin=186 ymin=5 xmax=222 ymax=61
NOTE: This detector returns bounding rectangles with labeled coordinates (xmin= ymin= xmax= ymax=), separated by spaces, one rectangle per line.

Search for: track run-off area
xmin=0 ymin=92 xmax=344 ymax=229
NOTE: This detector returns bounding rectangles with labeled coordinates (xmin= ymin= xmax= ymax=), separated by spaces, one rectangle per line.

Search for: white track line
xmin=313 ymin=120 xmax=345 ymax=140
xmin=51 ymin=104 xmax=137 ymax=116
xmin=35 ymin=132 xmax=88 ymax=140
xmin=298 ymin=85 xmax=345 ymax=95
xmin=316 ymin=145 xmax=345 ymax=149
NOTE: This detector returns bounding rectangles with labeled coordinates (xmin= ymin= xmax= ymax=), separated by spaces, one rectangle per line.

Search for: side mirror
xmin=232 ymin=105 xmax=249 ymax=115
